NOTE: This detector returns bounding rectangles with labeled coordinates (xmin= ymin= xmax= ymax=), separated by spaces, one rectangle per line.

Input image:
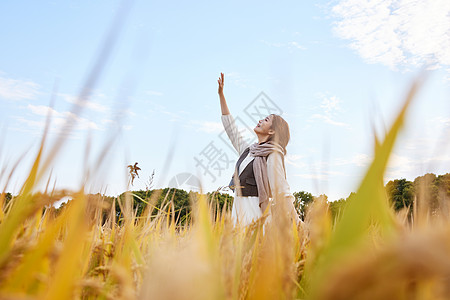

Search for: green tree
xmin=127 ymin=188 xmax=191 ymax=224
xmin=293 ymin=191 xmax=314 ymax=221
xmin=435 ymin=173 xmax=450 ymax=204
xmin=115 ymin=188 xmax=233 ymax=226
xmin=386 ymin=178 xmax=414 ymax=213
xmin=207 ymin=191 xmax=233 ymax=216
xmin=329 ymin=197 xmax=348 ymax=223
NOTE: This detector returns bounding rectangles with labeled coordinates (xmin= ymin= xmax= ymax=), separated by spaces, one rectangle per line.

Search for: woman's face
xmin=254 ymin=115 xmax=274 ymax=135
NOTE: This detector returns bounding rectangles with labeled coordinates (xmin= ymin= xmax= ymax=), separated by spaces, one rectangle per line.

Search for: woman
xmin=217 ymin=72 xmax=300 ymax=226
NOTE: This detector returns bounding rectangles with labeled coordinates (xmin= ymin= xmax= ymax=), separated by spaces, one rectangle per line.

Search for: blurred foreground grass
xmin=2 ymin=77 xmax=450 ymax=300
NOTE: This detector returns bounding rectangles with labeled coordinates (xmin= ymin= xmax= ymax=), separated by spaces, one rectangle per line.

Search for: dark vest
xmin=228 ymin=147 xmax=269 ymax=197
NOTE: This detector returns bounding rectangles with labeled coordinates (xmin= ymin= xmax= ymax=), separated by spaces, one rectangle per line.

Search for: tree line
xmin=2 ymin=172 xmax=449 ymax=225
xmin=294 ymin=173 xmax=450 ymax=222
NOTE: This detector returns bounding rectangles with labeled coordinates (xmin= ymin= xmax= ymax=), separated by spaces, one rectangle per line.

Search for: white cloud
xmin=423 ymin=153 xmax=450 ymax=165
xmin=309 ymin=93 xmax=350 ymax=127
xmin=0 ymin=75 xmax=40 ymax=100
xmin=385 ymin=152 xmax=419 ymax=181
xmin=28 ymin=104 xmax=58 ymax=117
xmin=388 ymin=153 xmax=413 ymax=169
xmin=334 ymin=153 xmax=372 ymax=167
xmin=320 ymin=95 xmax=342 ymax=115
xmin=192 ymin=120 xmax=223 ymax=134
xmin=14 ymin=117 xmax=46 ymax=131
xmin=431 ymin=116 xmax=450 ymax=130
xmin=162 ymin=110 xmax=183 ymax=122
xmin=59 ymin=93 xmax=109 ymax=113
xmin=123 ymin=108 xmax=136 ymax=117
xmin=310 ymin=113 xmax=349 ymax=127
xmin=288 ymin=41 xmax=306 ymax=50
xmin=22 ymin=104 xmax=100 ymax=133
xmin=286 ymin=154 xmax=304 ymax=161
xmin=352 ymin=153 xmax=372 ymax=167
xmin=183 ymin=119 xmax=223 ymax=134
xmin=332 ymin=0 xmax=450 ymax=70
xmin=384 ymin=153 xmax=450 ymax=183
xmin=285 ymin=153 xmax=307 ymax=168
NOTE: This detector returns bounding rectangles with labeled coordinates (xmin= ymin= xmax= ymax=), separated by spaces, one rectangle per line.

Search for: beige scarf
xmin=249 ymin=141 xmax=286 ymax=212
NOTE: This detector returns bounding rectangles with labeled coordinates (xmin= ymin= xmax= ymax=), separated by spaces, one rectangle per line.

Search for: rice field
xmin=1 ymin=74 xmax=450 ymax=300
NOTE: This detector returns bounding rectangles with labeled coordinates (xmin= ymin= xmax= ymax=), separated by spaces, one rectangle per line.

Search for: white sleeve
xmin=267 ymin=152 xmax=301 ymax=224
xmin=221 ymin=114 xmax=250 ymax=155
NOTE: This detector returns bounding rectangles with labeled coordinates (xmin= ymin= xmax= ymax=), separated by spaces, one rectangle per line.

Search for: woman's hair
xmin=268 ymin=114 xmax=290 ymax=155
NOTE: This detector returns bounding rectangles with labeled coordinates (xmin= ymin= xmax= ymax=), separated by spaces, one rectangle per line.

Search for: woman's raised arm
xmin=218 ymin=72 xmax=230 ymax=115
xmin=218 ymin=72 xmax=249 ymax=155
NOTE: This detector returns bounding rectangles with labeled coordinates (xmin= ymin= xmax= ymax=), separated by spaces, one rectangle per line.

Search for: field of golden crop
xmin=1 ymin=75 xmax=450 ymax=300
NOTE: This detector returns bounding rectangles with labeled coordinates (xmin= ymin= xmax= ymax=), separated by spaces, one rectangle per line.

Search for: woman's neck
xmin=257 ymin=134 xmax=270 ymax=144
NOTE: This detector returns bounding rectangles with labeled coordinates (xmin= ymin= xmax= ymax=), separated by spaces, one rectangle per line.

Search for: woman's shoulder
xmin=267 ymin=151 xmax=284 ymax=163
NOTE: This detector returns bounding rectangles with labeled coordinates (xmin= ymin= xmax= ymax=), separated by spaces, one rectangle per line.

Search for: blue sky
xmin=1 ymin=0 xmax=449 ymax=200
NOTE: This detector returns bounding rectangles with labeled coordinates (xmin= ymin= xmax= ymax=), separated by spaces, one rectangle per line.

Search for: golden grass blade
xmin=42 ymin=192 xmax=88 ymax=300
xmin=0 ymin=130 xmax=48 ymax=267
xmin=2 ymin=203 xmax=71 ymax=293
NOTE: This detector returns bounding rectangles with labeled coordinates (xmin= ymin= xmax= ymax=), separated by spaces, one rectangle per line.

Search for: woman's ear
xmin=268 ymin=129 xmax=275 ymax=135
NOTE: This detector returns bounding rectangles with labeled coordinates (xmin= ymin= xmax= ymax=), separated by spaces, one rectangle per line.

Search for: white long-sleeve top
xmin=221 ymin=114 xmax=297 ymax=217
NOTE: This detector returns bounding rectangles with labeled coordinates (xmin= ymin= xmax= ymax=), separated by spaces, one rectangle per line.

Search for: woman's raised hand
xmin=218 ymin=72 xmax=230 ymax=115
xmin=217 ymin=72 xmax=224 ymax=95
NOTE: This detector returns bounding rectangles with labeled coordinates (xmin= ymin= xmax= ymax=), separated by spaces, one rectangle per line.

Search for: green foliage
xmin=293 ymin=191 xmax=314 ymax=221
xmin=110 ymin=188 xmax=233 ymax=225
xmin=205 ymin=191 xmax=233 ymax=217
xmin=386 ymin=178 xmax=414 ymax=213
xmin=328 ymin=197 xmax=348 ymax=223
xmin=436 ymin=173 xmax=450 ymax=200
xmin=10 ymin=171 xmax=450 ymax=228
xmin=114 ymin=188 xmax=191 ymax=224
xmin=414 ymin=173 xmax=450 ymax=216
